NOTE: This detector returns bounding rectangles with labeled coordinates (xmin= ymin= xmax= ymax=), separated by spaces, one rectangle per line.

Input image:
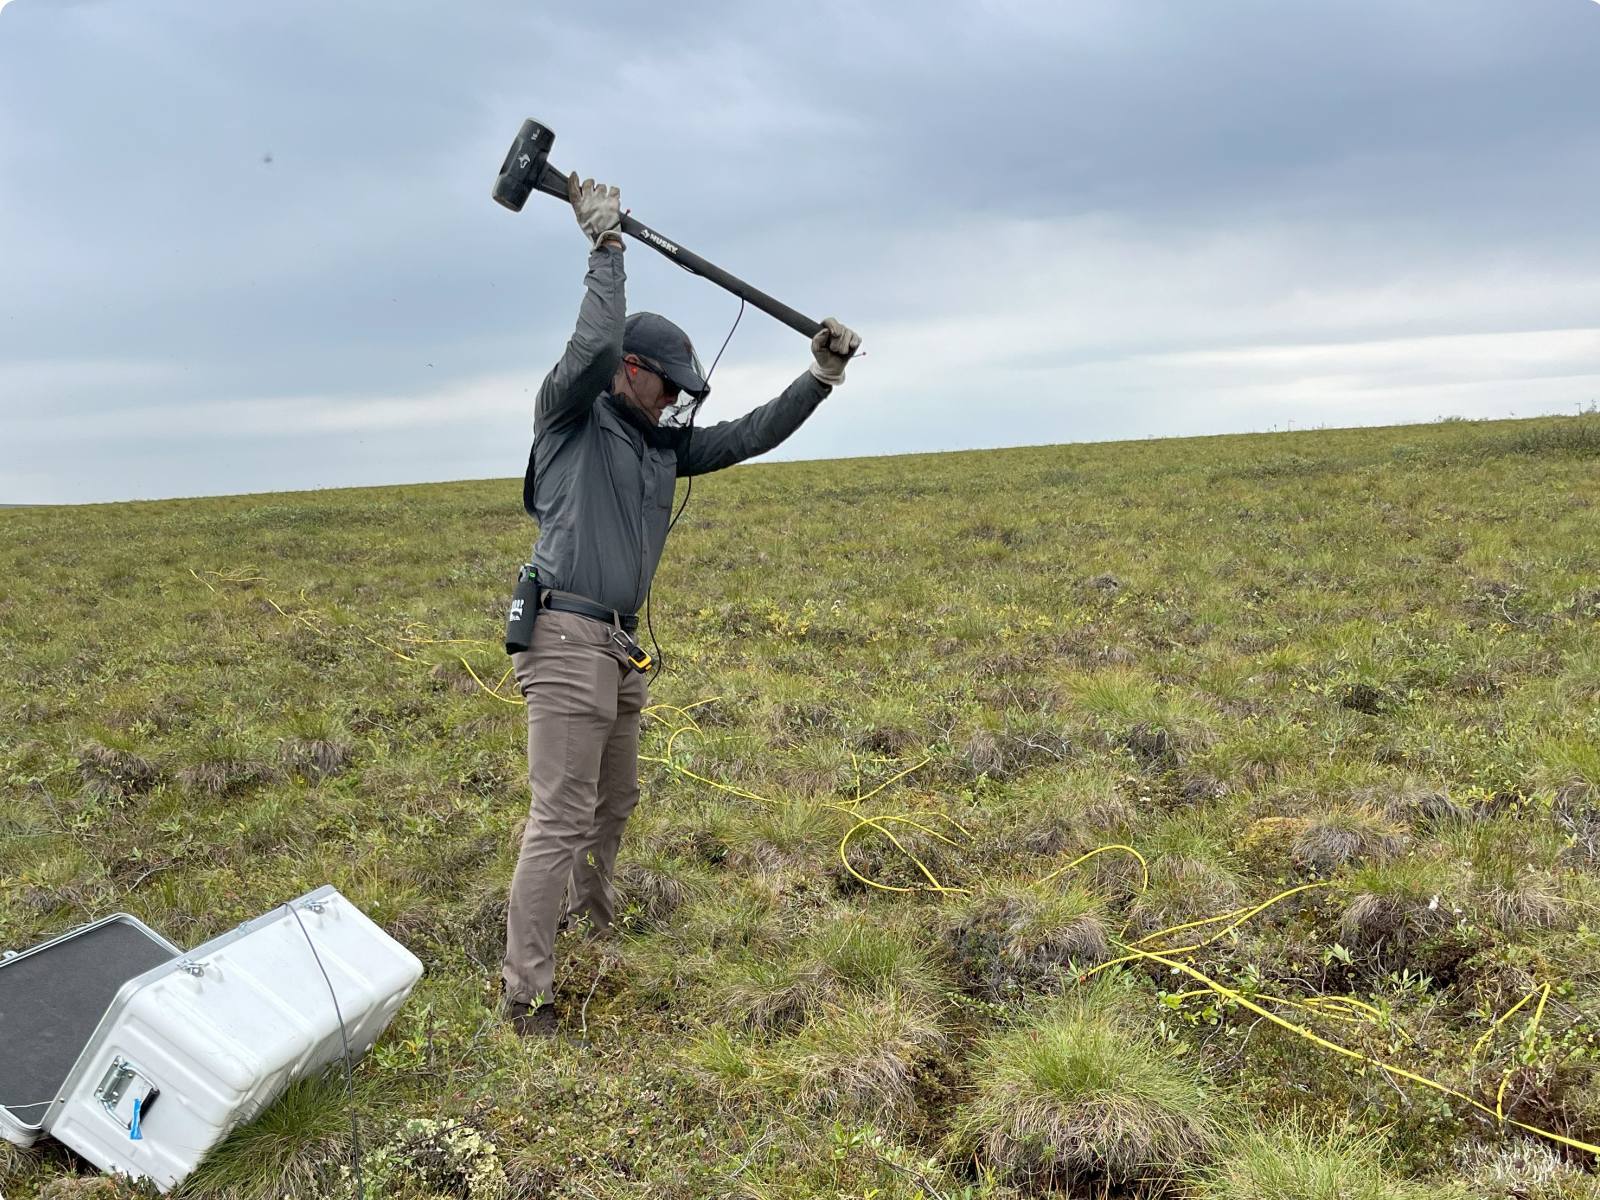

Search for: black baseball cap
xmin=623 ymin=312 xmax=709 ymax=400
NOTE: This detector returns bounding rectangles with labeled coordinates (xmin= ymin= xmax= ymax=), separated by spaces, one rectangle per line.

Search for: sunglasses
xmin=627 ymin=356 xmax=681 ymax=400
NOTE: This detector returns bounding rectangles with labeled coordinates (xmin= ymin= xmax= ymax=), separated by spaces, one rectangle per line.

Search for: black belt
xmin=541 ymin=591 xmax=639 ymax=634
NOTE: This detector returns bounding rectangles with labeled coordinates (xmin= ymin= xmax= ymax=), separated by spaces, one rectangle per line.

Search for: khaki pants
xmin=502 ymin=609 xmax=649 ymax=1006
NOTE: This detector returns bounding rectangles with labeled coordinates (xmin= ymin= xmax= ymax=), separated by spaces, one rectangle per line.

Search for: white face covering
xmin=660 ymin=394 xmax=708 ymax=430
xmin=659 ymin=340 xmax=710 ymax=428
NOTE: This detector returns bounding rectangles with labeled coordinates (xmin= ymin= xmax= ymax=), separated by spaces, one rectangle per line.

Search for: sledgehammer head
xmin=492 ymin=119 xmax=558 ymax=212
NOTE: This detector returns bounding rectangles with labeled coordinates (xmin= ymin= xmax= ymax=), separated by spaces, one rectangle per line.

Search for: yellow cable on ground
xmin=1470 ymin=984 xmax=1542 ymax=1065
xmin=855 ymin=757 xmax=934 ymax=805
xmin=262 ymin=596 xmax=327 ymax=637
xmin=206 ymin=575 xmax=968 ymax=894
xmin=1084 ymin=883 xmax=1333 ymax=981
xmin=394 ymin=622 xmax=500 ymax=651
xmin=194 ymin=589 xmax=1597 ymax=1157
xmin=641 ymin=710 xmax=957 ymax=894
xmin=457 ymin=656 xmax=525 ymax=707
xmin=1118 ymin=943 xmax=1600 ymax=1158
xmin=838 ymin=814 xmax=969 ymax=895
xmin=494 ymin=684 xmax=1600 ymax=1154
xmin=642 ymin=749 xmax=963 ymax=895
xmin=191 ymin=566 xmax=529 ymax=703
xmin=1035 ymin=844 xmax=1149 ymax=892
xmin=1128 ymin=905 xmax=1255 ymax=945
xmin=1142 ymin=883 xmax=1333 ymax=955
xmin=365 ymin=635 xmax=416 ymax=662
xmin=1496 ymin=982 xmax=1550 ymax=1120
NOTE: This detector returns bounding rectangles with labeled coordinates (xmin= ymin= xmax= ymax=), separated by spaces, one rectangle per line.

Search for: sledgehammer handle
xmin=532 ymin=166 xmax=823 ymax=339
xmin=617 ymin=214 xmax=823 ymax=340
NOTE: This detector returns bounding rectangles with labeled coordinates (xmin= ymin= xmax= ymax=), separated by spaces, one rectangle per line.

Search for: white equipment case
xmin=0 ymin=886 xmax=423 ymax=1191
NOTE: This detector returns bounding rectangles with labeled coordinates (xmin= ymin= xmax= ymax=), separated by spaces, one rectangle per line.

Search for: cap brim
xmin=664 ymin=363 xmax=709 ymax=400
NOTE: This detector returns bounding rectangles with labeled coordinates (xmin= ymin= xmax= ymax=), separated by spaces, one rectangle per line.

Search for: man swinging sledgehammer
xmin=502 ymin=174 xmax=859 ymax=1036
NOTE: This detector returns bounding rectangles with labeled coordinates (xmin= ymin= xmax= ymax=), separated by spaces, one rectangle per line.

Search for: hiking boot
xmin=506 ymin=1000 xmax=557 ymax=1038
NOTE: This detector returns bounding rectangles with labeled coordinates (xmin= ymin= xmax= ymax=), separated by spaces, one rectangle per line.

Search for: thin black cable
xmin=645 ymin=298 xmax=744 ymax=677
xmin=288 ymin=902 xmax=364 ymax=1200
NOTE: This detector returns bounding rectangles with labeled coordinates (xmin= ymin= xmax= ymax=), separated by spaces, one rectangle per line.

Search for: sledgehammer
xmin=492 ymin=118 xmax=823 ymax=339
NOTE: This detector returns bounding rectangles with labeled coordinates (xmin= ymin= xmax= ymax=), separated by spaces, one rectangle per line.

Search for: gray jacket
xmin=524 ymin=244 xmax=831 ymax=615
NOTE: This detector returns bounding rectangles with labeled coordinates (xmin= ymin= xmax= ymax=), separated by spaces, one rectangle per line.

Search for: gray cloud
xmin=2 ymin=0 xmax=1599 ymax=501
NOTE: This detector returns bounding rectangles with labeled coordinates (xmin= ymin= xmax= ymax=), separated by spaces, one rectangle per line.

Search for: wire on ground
xmin=212 ymin=578 xmax=1598 ymax=1160
xmin=643 ymin=702 xmax=1600 ymax=1157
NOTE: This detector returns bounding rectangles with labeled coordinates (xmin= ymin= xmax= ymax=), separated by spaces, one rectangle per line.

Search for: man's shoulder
xmin=536 ymin=390 xmax=601 ymax=438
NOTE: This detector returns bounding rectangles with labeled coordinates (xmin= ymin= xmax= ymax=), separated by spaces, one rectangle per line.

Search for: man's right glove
xmin=569 ymin=173 xmax=622 ymax=249
xmin=809 ymin=317 xmax=861 ymax=387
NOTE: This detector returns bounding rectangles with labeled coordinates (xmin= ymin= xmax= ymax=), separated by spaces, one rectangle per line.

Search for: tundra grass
xmin=4 ymin=414 xmax=1600 ymax=1198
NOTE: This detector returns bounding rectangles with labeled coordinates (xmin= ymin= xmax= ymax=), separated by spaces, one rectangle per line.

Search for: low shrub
xmin=354 ymin=1117 xmax=508 ymax=1200
xmin=1459 ymin=1138 xmax=1593 ymax=1200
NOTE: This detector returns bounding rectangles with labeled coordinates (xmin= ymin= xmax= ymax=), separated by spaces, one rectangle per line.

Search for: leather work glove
xmin=568 ymin=173 xmax=622 ymax=249
xmin=808 ymin=317 xmax=861 ymax=387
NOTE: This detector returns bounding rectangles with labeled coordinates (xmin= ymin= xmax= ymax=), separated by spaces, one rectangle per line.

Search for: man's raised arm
xmin=535 ymin=178 xmax=627 ymax=435
xmin=677 ymin=317 xmax=860 ymax=476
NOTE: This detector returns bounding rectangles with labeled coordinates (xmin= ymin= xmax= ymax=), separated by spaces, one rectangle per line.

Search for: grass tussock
xmin=1201 ymin=1116 xmax=1454 ymax=1200
xmin=949 ymin=995 xmax=1215 ymax=1191
xmin=943 ymin=880 xmax=1107 ymax=998
xmin=612 ymin=847 xmax=712 ymax=930
xmin=1129 ymin=809 xmax=1245 ymax=931
xmin=691 ymin=988 xmax=947 ymax=1115
xmin=718 ymin=916 xmax=945 ymax=1030
xmin=278 ymin=737 xmax=351 ymax=780
xmin=1381 ymin=786 xmax=1468 ymax=832
xmin=175 ymin=1074 xmax=356 ymax=1199
xmin=75 ymin=739 xmax=160 ymax=799
xmin=1339 ymin=857 xmax=1459 ymax=948
xmin=1292 ymin=805 xmax=1408 ymax=876
xmin=1440 ymin=817 xmax=1570 ymax=933
xmin=693 ymin=918 xmax=950 ymax=1113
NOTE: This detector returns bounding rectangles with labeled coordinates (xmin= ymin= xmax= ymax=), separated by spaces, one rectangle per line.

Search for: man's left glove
xmin=569 ymin=173 xmax=622 ymax=249
xmin=809 ymin=317 xmax=861 ymax=387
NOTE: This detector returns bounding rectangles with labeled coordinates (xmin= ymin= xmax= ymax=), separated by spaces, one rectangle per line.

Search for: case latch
xmin=95 ymin=1056 xmax=160 ymax=1136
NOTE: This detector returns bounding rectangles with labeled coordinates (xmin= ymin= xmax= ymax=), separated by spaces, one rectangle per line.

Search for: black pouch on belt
xmin=504 ymin=564 xmax=540 ymax=654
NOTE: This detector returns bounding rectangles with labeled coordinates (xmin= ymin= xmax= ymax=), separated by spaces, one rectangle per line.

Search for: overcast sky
xmin=2 ymin=0 xmax=1599 ymax=504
